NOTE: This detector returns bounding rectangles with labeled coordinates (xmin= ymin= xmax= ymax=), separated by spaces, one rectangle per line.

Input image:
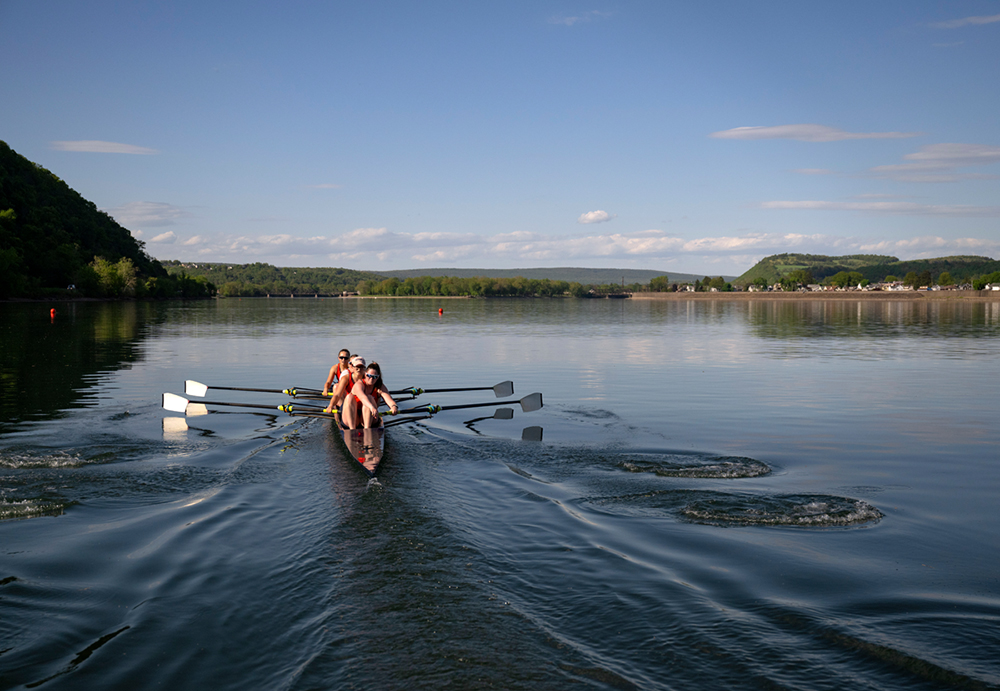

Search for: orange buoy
xmin=438 ymin=308 xmax=443 ymax=315
xmin=50 ymin=308 xmax=56 ymax=320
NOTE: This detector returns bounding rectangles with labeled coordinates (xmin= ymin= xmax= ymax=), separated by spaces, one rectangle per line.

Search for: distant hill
xmin=0 ymin=140 xmax=167 ymax=298
xmin=736 ymin=253 xmax=1000 ymax=286
xmin=376 ymin=267 xmax=735 ymax=285
xmin=163 ymin=261 xmax=386 ymax=297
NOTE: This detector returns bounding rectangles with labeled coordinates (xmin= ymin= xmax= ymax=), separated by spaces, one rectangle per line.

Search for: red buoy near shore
xmin=438 ymin=308 xmax=443 ymax=315
xmin=50 ymin=308 xmax=56 ymax=321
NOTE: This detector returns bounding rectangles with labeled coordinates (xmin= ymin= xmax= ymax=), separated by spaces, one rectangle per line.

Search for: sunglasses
xmin=364 ymin=373 xmax=378 ymax=379
xmin=339 ymin=355 xmax=349 ymax=360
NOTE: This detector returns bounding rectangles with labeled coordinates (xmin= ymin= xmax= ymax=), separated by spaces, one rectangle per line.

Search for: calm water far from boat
xmin=2 ymin=297 xmax=999 ymax=690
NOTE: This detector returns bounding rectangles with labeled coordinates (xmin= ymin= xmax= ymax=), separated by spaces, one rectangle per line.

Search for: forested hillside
xmin=162 ymin=262 xmax=385 ymax=297
xmin=1 ymin=141 xmax=211 ymax=299
xmin=736 ymin=253 xmax=1000 ymax=287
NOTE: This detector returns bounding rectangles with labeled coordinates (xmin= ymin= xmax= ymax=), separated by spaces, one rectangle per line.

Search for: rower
xmin=346 ymin=362 xmax=399 ymax=429
xmin=326 ymin=355 xmax=366 ymax=416
xmin=322 ymin=348 xmax=352 ymax=397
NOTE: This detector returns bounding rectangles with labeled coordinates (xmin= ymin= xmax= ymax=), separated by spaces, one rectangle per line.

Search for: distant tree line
xmin=163 ymin=261 xmax=383 ymax=297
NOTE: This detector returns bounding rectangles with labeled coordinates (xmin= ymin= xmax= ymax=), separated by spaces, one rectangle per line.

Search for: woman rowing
xmin=322 ymin=348 xmax=352 ymax=397
xmin=345 ymin=362 xmax=398 ymax=429
xmin=325 ymin=355 xmax=366 ymax=416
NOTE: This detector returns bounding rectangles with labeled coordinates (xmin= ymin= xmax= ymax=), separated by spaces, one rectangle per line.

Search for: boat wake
xmin=680 ymin=492 xmax=883 ymax=527
xmin=618 ymin=452 xmax=771 ymax=478
xmin=585 ymin=489 xmax=883 ymax=527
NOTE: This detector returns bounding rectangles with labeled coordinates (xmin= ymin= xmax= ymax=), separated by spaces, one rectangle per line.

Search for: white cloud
xmin=760 ymin=200 xmax=1000 ymax=217
xmin=549 ymin=10 xmax=612 ymax=26
xmin=50 ymin=140 xmax=159 ymax=154
xmin=106 ymin=201 xmax=192 ymax=227
xmin=182 ymin=236 xmax=205 ymax=246
xmin=711 ymin=124 xmax=920 ymax=142
xmin=578 ymin=210 xmax=615 ymax=224
xmin=868 ymin=143 xmax=1000 ymax=182
xmin=143 ymin=226 xmax=1000 ymax=275
xmin=931 ymin=13 xmax=1000 ymax=29
xmin=150 ymin=231 xmax=177 ymax=243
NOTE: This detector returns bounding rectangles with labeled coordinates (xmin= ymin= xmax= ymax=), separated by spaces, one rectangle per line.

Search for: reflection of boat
xmin=335 ymin=415 xmax=385 ymax=478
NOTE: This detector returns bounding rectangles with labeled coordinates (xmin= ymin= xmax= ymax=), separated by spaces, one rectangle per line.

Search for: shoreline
xmin=629 ymin=290 xmax=1000 ymax=302
xmin=6 ymin=291 xmax=999 ymax=304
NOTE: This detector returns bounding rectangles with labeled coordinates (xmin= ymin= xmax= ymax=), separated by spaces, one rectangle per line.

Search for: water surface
xmin=2 ymin=298 xmax=998 ymax=690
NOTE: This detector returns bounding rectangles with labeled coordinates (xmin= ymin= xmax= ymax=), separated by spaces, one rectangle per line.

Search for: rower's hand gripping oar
xmin=185 ymin=380 xmax=327 ymax=399
xmin=390 ymin=381 xmax=514 ymax=399
xmin=391 ymin=392 xmax=542 ymax=416
xmin=163 ymin=392 xmax=331 ymax=416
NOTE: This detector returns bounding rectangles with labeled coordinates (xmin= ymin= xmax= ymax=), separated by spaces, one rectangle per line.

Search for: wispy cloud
xmin=761 ymin=200 xmax=1000 ymax=217
xmin=868 ymin=143 xmax=1000 ymax=182
xmin=106 ymin=201 xmax=192 ymax=227
xmin=931 ymin=13 xmax=1000 ymax=29
xmin=548 ymin=10 xmax=612 ymax=26
xmin=711 ymin=124 xmax=920 ymax=142
xmin=149 ymin=231 xmax=177 ymax=243
xmin=578 ymin=210 xmax=615 ymax=224
xmin=50 ymin=140 xmax=159 ymax=155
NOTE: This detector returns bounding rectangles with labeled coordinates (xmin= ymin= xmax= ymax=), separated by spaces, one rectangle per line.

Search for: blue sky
xmin=2 ymin=1 xmax=998 ymax=275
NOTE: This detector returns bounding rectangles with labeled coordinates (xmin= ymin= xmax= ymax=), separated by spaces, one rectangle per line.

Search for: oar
xmin=391 ymin=381 xmax=514 ymax=398
xmin=185 ymin=380 xmax=326 ymax=398
xmin=163 ymin=393 xmax=329 ymax=415
xmin=394 ymin=392 xmax=542 ymax=416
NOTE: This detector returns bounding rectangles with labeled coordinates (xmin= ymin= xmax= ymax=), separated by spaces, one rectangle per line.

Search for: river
xmin=2 ymin=297 xmax=998 ymax=690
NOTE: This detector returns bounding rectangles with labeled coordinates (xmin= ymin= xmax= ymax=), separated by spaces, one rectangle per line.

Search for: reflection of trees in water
xmin=746 ymin=299 xmax=1000 ymax=339
xmin=0 ymin=302 xmax=165 ymax=425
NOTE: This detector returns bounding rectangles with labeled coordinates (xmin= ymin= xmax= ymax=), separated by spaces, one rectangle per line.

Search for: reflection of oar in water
xmin=185 ymin=380 xmax=327 ymax=399
xmin=163 ymin=393 xmax=332 ymax=416
xmin=522 ymin=426 xmax=543 ymax=442
xmin=466 ymin=408 xmax=514 ymax=423
xmin=390 ymin=381 xmax=514 ymax=398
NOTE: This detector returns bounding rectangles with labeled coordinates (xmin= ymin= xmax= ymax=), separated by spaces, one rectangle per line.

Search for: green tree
xmin=649 ymin=275 xmax=670 ymax=292
xmin=937 ymin=271 xmax=954 ymax=286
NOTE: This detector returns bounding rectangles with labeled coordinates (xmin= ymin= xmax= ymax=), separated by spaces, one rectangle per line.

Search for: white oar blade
xmin=493 ymin=381 xmax=514 ymax=398
xmin=162 ymin=393 xmax=190 ymax=414
xmin=185 ymin=380 xmax=209 ymax=397
xmin=519 ymin=392 xmax=543 ymax=413
xmin=493 ymin=408 xmax=514 ymax=420
xmin=187 ymin=403 xmax=209 ymax=416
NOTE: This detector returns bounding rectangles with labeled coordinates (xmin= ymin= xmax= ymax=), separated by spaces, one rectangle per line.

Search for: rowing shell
xmin=337 ymin=419 xmax=386 ymax=478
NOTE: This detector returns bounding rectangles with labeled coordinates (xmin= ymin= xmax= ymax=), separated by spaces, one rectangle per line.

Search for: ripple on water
xmin=0 ymin=450 xmax=86 ymax=469
xmin=587 ymin=490 xmax=882 ymax=528
xmin=0 ymin=497 xmax=72 ymax=520
xmin=619 ymin=453 xmax=772 ymax=479
xmin=681 ymin=493 xmax=883 ymax=528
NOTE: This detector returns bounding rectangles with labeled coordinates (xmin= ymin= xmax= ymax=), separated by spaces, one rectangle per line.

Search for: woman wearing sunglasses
xmin=345 ymin=361 xmax=399 ymax=429
xmin=322 ymin=348 xmax=352 ymax=397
